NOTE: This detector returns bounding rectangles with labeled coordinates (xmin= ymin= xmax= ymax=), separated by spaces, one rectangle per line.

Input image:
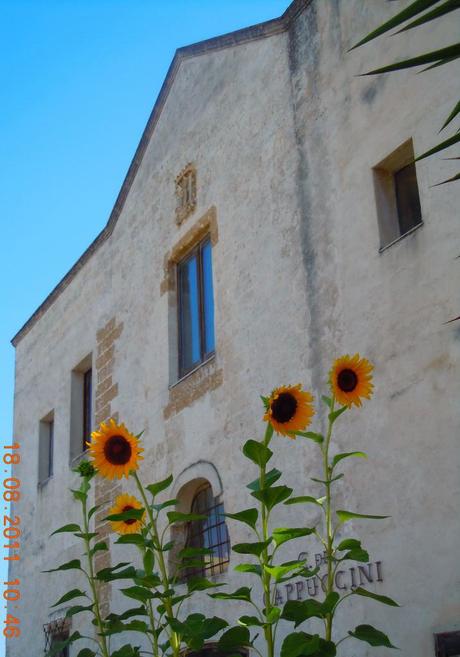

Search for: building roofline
xmin=11 ymin=0 xmax=309 ymax=347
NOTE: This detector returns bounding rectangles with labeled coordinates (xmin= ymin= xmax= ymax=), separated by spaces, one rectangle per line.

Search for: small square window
xmin=435 ymin=631 xmax=460 ymax=657
xmin=175 ymin=164 xmax=197 ymax=225
xmin=177 ymin=237 xmax=215 ymax=378
xmin=373 ymin=139 xmax=422 ymax=250
xmin=38 ymin=413 xmax=54 ymax=485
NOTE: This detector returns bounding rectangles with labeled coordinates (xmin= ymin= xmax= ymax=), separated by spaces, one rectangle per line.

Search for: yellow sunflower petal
xmin=87 ymin=419 xmax=143 ymax=480
xmin=263 ymin=384 xmax=315 ymax=438
xmin=108 ymin=493 xmax=145 ymax=535
xmin=330 ymin=354 xmax=374 ymax=408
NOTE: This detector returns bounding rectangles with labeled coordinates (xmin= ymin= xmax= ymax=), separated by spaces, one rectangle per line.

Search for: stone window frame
xmin=373 ymin=138 xmax=423 ymax=252
xmin=175 ymin=163 xmax=197 ymax=225
xmin=161 ymin=208 xmax=222 ymax=420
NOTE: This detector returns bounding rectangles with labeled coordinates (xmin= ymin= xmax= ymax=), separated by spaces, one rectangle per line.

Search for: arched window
xmin=183 ymin=482 xmax=230 ymax=578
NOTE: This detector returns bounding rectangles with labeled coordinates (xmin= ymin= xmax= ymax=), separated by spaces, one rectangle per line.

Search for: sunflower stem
xmin=259 ymin=423 xmax=275 ymax=657
xmin=133 ymin=471 xmax=181 ymax=657
xmin=81 ymin=478 xmax=110 ymax=657
xmin=323 ymin=396 xmax=335 ymax=643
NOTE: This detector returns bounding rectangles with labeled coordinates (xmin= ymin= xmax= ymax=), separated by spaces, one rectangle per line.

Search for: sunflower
xmin=263 ymin=384 xmax=315 ymax=438
xmin=330 ymin=354 xmax=374 ymax=408
xmin=108 ymin=493 xmax=145 ymax=535
xmin=87 ymin=419 xmax=143 ymax=479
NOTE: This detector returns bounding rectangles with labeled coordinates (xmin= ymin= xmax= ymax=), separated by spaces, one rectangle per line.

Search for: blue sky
xmin=0 ymin=1 xmax=287 ymax=652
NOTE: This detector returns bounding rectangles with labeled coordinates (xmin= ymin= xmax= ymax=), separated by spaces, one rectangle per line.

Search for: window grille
xmin=183 ymin=483 xmax=230 ymax=578
xmin=43 ymin=617 xmax=70 ymax=657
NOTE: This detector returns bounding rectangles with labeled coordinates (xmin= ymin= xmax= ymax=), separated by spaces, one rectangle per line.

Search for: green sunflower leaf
xmin=51 ymin=589 xmax=87 ymax=607
xmin=349 ymin=624 xmax=397 ymax=648
xmin=43 ymin=559 xmax=82 ymax=573
xmin=76 ymin=650 xmax=97 ymax=657
xmin=115 ymin=534 xmax=146 ymax=546
xmin=293 ymin=431 xmax=324 ymax=444
xmin=264 ymin=560 xmax=307 ymax=583
xmin=106 ymin=508 xmax=145 ymax=523
xmin=238 ymin=615 xmax=264 ymax=627
xmin=328 ymin=406 xmax=348 ymax=423
xmin=341 ymin=547 xmax=370 ymax=562
xmin=337 ymin=538 xmax=361 ymax=551
xmin=208 ymin=587 xmax=252 ymax=602
xmin=251 ymin=485 xmax=293 ymax=510
xmin=218 ymin=626 xmax=251 ymax=651
xmin=247 ymin=468 xmax=281 ymax=492
xmin=225 ymin=508 xmax=259 ymax=530
xmin=89 ymin=540 xmax=109 ymax=557
xmin=331 ymin=451 xmax=367 ymax=469
xmin=353 ymin=587 xmax=400 ymax=607
xmin=337 ymin=510 xmax=390 ymax=524
xmin=88 ymin=504 xmax=102 ymax=522
xmin=187 ymin=576 xmax=225 ymax=593
xmin=65 ymin=604 xmax=94 ymax=618
xmin=242 ymin=439 xmax=273 ymax=467
xmin=284 ymin=495 xmax=325 ymax=506
xmin=146 ymin=474 xmax=173 ymax=498
xmin=272 ymin=527 xmax=316 ymax=548
xmin=234 ymin=563 xmax=262 ymax=576
xmin=50 ymin=523 xmax=81 ymax=537
xmin=232 ymin=539 xmax=271 ymax=556
xmin=45 ymin=632 xmax=82 ymax=657
xmin=121 ymin=586 xmax=156 ymax=602
xmin=321 ymin=395 xmax=333 ymax=408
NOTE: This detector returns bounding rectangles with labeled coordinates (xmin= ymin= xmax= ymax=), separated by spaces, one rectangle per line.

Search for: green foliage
xmin=349 ymin=624 xmax=397 ymax=648
xmin=352 ymin=0 xmax=460 ymax=185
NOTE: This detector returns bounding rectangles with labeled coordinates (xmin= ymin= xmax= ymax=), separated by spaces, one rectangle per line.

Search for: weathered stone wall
xmin=9 ymin=1 xmax=459 ymax=656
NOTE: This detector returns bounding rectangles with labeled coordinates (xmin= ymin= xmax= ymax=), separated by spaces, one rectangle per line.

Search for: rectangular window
xmin=435 ymin=632 xmax=460 ymax=657
xmin=38 ymin=414 xmax=54 ymax=485
xmin=177 ymin=237 xmax=215 ymax=378
xmin=373 ymin=139 xmax=423 ymax=251
xmin=70 ymin=354 xmax=93 ymax=462
xmin=83 ymin=368 xmax=92 ymax=451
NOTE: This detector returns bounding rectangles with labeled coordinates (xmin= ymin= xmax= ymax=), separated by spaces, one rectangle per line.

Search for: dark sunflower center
xmin=337 ymin=369 xmax=358 ymax=393
xmin=104 ymin=435 xmax=132 ymax=465
xmin=122 ymin=505 xmax=136 ymax=525
xmin=271 ymin=392 xmax=298 ymax=424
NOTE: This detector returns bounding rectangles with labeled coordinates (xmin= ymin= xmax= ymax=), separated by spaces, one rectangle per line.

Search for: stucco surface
xmin=9 ymin=1 xmax=459 ymax=656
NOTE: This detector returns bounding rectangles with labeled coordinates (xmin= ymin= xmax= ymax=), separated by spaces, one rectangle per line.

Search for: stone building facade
xmin=8 ymin=1 xmax=459 ymax=656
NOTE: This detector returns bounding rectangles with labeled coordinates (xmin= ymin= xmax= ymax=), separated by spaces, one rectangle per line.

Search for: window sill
xmin=379 ymin=221 xmax=423 ymax=253
xmin=69 ymin=449 xmax=89 ymax=468
xmin=164 ymin=356 xmax=223 ymax=420
xmin=38 ymin=476 xmax=53 ymax=490
xmin=170 ymin=354 xmax=216 ymax=390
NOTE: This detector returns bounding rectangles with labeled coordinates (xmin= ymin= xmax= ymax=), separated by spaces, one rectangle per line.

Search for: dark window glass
xmin=178 ymin=238 xmax=215 ymax=377
xmin=83 ymin=368 xmax=92 ymax=450
xmin=435 ymin=632 xmax=460 ymax=657
xmin=48 ymin=419 xmax=54 ymax=478
xmin=183 ymin=483 xmax=229 ymax=579
xmin=394 ymin=162 xmax=422 ymax=236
